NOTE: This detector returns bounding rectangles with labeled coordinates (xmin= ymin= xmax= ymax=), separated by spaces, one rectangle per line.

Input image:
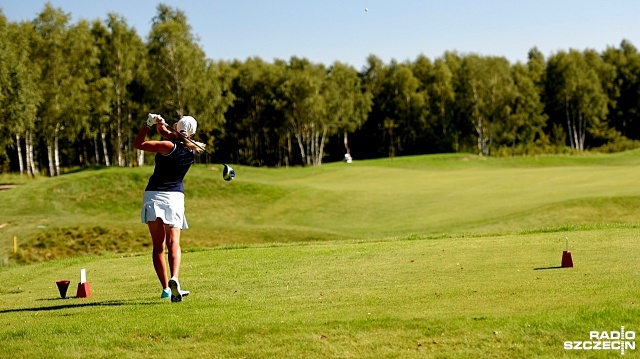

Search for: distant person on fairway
xmin=133 ymin=114 xmax=204 ymax=302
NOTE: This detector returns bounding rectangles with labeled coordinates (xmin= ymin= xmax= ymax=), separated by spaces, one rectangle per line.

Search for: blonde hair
xmin=183 ymin=137 xmax=206 ymax=154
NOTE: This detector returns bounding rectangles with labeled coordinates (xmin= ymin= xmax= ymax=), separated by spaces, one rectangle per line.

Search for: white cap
xmin=176 ymin=116 xmax=197 ymax=137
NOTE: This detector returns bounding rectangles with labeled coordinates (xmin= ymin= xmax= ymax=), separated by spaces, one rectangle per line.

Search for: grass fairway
xmin=1 ymin=152 xmax=640 ymax=357
xmin=0 ymin=229 xmax=638 ymax=358
xmin=3 ymin=151 xmax=640 ymax=258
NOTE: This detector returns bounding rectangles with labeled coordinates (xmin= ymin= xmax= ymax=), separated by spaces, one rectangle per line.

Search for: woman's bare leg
xmin=166 ymin=224 xmax=182 ymax=279
xmin=148 ymin=218 xmax=168 ymax=289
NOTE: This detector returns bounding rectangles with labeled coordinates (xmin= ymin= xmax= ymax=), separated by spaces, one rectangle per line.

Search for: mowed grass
xmin=0 ymin=229 xmax=638 ymax=358
xmin=3 ymin=151 xmax=640 ymax=259
xmin=1 ymin=151 xmax=640 ymax=357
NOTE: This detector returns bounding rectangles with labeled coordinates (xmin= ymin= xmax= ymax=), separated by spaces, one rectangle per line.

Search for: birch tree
xmin=146 ymin=4 xmax=208 ymax=119
xmin=277 ymin=57 xmax=325 ymax=166
xmin=546 ymin=50 xmax=608 ymax=150
xmin=100 ymin=14 xmax=145 ymax=166
xmin=32 ymin=4 xmax=72 ymax=176
xmin=145 ymin=4 xmax=233 ymax=165
xmin=458 ymin=55 xmax=516 ymax=156
xmin=4 ymin=21 xmax=42 ymax=175
xmin=88 ymin=19 xmax=115 ymax=166
xmin=0 ymin=13 xmax=9 ymax=163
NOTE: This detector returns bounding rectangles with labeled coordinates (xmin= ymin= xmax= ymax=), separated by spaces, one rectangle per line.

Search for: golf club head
xmin=222 ymin=164 xmax=235 ymax=181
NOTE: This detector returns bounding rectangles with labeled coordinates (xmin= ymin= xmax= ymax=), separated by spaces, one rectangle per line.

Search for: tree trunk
xmin=47 ymin=142 xmax=54 ymax=177
xmin=570 ymin=116 xmax=580 ymax=150
xmin=54 ymin=135 xmax=60 ymax=176
xmin=474 ymin=116 xmax=490 ymax=156
xmin=16 ymin=134 xmax=24 ymax=176
xmin=295 ymin=131 xmax=306 ymax=166
xmin=344 ymin=131 xmax=350 ymax=155
xmin=137 ymin=149 xmax=144 ymax=166
xmin=565 ymin=97 xmax=581 ymax=150
xmin=101 ymin=131 xmax=110 ymax=166
xmin=317 ymin=126 xmax=327 ymax=165
xmin=565 ymin=98 xmax=573 ymax=149
xmin=117 ymin=116 xmax=123 ymax=166
xmin=314 ymin=128 xmax=319 ymax=165
xmin=578 ymin=113 xmax=585 ymax=150
xmin=25 ymin=133 xmax=31 ymax=176
xmin=310 ymin=123 xmax=316 ymax=166
xmin=26 ymin=131 xmax=37 ymax=177
xmin=307 ymin=126 xmax=313 ymax=166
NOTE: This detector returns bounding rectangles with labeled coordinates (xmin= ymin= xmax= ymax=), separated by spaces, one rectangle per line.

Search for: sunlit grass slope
xmin=2 ymin=150 xmax=640 ymax=262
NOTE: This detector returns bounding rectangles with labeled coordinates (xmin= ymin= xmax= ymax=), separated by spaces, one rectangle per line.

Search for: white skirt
xmin=141 ymin=191 xmax=188 ymax=229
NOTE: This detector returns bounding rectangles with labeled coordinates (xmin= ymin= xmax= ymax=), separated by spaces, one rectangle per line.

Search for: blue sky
xmin=2 ymin=1 xmax=640 ymax=70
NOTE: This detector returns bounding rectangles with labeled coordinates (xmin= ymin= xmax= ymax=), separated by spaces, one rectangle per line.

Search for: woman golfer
xmin=133 ymin=114 xmax=204 ymax=302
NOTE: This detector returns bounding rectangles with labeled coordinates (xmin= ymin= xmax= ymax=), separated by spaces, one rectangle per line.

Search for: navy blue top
xmin=145 ymin=140 xmax=195 ymax=193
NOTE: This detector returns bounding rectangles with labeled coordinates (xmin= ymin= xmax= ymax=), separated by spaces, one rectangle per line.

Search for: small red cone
xmin=561 ymin=250 xmax=573 ymax=268
xmin=76 ymin=282 xmax=91 ymax=298
xmin=56 ymin=280 xmax=70 ymax=298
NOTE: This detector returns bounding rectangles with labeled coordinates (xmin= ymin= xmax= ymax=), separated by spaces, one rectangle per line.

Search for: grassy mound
xmin=2 ymin=151 xmax=640 ymax=264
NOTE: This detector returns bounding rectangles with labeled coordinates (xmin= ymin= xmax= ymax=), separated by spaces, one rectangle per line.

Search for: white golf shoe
xmin=168 ymin=277 xmax=189 ymax=302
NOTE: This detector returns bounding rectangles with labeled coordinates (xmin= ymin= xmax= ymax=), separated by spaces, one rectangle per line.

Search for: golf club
xmin=161 ymin=120 xmax=235 ymax=181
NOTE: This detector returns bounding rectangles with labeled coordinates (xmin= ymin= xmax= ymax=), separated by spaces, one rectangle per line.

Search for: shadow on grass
xmin=63 ymin=166 xmax=110 ymax=175
xmin=0 ymin=299 xmax=158 ymax=314
xmin=533 ymin=266 xmax=564 ymax=270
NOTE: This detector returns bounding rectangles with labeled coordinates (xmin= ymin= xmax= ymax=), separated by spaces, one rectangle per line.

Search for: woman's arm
xmin=157 ymin=122 xmax=178 ymax=140
xmin=133 ymin=123 xmax=174 ymax=155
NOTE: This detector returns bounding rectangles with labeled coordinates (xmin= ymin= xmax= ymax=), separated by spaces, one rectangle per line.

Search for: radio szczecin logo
xmin=564 ymin=327 xmax=636 ymax=355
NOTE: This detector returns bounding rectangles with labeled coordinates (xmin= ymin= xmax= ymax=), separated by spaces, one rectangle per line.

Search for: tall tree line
xmin=2 ymin=4 xmax=640 ymax=175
